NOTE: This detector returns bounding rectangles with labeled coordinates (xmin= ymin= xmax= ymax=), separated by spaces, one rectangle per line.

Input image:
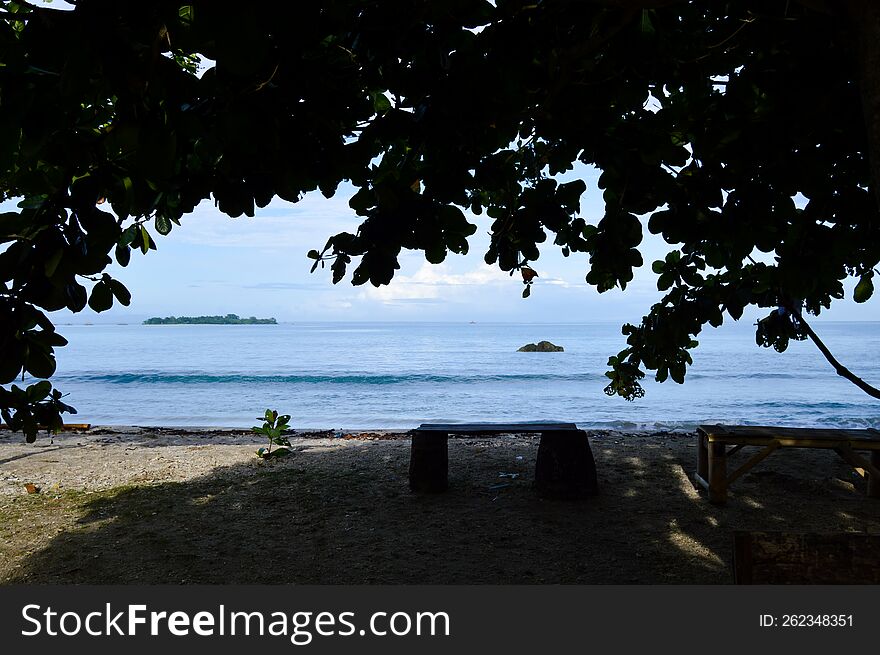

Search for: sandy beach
xmin=1 ymin=427 xmax=878 ymax=584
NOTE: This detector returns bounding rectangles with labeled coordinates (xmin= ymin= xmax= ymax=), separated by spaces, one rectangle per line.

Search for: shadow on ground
xmin=4 ymin=435 xmax=879 ymax=583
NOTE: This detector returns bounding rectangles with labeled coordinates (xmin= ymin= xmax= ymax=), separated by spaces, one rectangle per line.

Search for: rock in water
xmin=517 ymin=340 xmax=564 ymax=352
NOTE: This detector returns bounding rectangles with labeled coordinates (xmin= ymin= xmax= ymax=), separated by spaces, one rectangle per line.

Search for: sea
xmin=43 ymin=321 xmax=880 ymax=431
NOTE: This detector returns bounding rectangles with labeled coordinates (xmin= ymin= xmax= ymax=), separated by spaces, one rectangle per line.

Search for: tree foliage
xmin=1 ymin=0 xmax=879 ymax=439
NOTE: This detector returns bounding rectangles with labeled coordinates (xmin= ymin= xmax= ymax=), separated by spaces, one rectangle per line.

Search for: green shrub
xmin=252 ymin=409 xmax=291 ymax=459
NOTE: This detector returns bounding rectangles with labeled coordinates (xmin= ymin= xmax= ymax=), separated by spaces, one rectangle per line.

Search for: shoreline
xmin=1 ymin=424 xmax=709 ymax=439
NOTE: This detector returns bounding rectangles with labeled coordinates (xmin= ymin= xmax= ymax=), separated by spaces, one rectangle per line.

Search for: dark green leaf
xmin=25 ymin=349 xmax=56 ymax=379
xmin=18 ymin=196 xmax=47 ymax=210
xmin=109 ymin=279 xmax=131 ymax=306
xmin=88 ymin=280 xmax=113 ymax=312
xmin=64 ymin=283 xmax=88 ymax=312
xmin=179 ymin=5 xmax=194 ymax=24
xmin=115 ymin=242 xmax=131 ymax=267
xmin=26 ymin=381 xmax=52 ymax=402
xmin=155 ymin=214 xmax=172 ymax=236
xmin=854 ymin=273 xmax=874 ymax=303
xmin=370 ymin=91 xmax=391 ymax=113
xmin=670 ymin=362 xmax=686 ymax=384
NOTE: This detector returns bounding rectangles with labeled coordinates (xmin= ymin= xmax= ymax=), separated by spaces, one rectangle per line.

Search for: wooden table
xmin=695 ymin=424 xmax=880 ymax=504
xmin=408 ymin=422 xmax=599 ymax=498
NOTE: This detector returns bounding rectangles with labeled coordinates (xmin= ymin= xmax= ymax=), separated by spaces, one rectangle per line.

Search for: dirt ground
xmin=1 ymin=427 xmax=878 ymax=584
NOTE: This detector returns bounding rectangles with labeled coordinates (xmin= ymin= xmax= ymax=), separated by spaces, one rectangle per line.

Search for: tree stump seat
xmin=695 ymin=424 xmax=880 ymax=504
xmin=408 ymin=422 xmax=599 ymax=499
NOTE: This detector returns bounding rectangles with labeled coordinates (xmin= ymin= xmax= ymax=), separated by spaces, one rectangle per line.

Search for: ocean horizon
xmin=39 ymin=320 xmax=880 ymax=431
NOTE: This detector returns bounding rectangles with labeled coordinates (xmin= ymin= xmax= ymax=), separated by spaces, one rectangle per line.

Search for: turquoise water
xmin=45 ymin=321 xmax=880 ymax=430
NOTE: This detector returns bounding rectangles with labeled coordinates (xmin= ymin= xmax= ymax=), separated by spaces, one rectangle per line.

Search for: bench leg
xmin=708 ymin=442 xmax=728 ymax=504
xmin=696 ymin=431 xmax=709 ymax=488
xmin=534 ymin=430 xmax=599 ymax=499
xmin=869 ymin=451 xmax=880 ymax=499
xmin=409 ymin=431 xmax=448 ymax=493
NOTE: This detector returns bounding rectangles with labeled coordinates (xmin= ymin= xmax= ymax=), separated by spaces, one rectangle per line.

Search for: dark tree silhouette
xmin=1 ymin=0 xmax=879 ymax=439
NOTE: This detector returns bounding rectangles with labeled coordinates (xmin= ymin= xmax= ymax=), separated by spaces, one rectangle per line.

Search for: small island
xmin=143 ymin=314 xmax=277 ymax=325
xmin=517 ymin=340 xmax=564 ymax=352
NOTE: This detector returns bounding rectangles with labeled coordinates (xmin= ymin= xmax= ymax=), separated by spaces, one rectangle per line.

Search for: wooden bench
xmin=408 ymin=422 xmax=599 ymax=499
xmin=733 ymin=531 xmax=880 ymax=584
xmin=695 ymin=424 xmax=880 ymax=504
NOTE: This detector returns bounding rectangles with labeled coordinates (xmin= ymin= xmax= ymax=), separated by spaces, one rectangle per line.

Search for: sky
xmin=4 ymin=159 xmax=875 ymax=326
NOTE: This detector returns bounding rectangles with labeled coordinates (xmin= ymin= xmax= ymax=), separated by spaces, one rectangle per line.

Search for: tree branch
xmin=794 ymin=309 xmax=880 ymax=400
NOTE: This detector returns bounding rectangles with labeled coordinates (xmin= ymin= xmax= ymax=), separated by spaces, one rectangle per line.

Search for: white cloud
xmin=535 ymin=270 xmax=581 ymax=288
xmin=167 ymin=190 xmax=361 ymax=250
xmin=361 ymin=262 xmax=518 ymax=304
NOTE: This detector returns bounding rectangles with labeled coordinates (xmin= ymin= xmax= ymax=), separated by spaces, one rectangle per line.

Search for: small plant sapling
xmin=253 ymin=409 xmax=292 ymax=459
